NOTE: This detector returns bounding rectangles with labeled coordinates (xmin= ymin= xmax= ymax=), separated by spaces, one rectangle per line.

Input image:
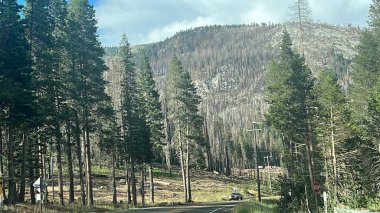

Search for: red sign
xmin=313 ymin=181 xmax=320 ymax=193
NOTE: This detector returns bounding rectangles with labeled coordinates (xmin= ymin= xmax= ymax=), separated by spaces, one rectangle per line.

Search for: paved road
xmin=109 ymin=201 xmax=241 ymax=213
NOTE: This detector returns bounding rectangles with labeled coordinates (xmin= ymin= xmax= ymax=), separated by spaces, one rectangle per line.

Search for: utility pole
xmin=248 ymin=121 xmax=261 ymax=202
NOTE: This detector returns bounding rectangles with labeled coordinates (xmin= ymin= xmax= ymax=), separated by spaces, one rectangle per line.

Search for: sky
xmin=18 ymin=0 xmax=373 ymax=46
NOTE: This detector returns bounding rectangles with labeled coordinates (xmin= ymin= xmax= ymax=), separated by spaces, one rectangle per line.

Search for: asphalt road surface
xmin=109 ymin=201 xmax=242 ymax=213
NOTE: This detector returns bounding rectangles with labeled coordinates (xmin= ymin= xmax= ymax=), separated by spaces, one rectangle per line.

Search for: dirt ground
xmin=9 ymin=166 xmax=281 ymax=212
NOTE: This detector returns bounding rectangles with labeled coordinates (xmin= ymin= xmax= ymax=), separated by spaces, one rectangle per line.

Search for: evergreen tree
xmin=349 ymin=1 xmax=380 ymax=205
xmin=315 ymin=69 xmax=349 ymax=209
xmin=66 ymin=0 xmax=108 ymax=206
xmin=136 ymin=56 xmax=164 ymax=159
xmin=136 ymin=56 xmax=163 ymax=203
xmin=118 ymin=34 xmax=152 ymax=207
xmin=24 ymin=0 xmax=69 ymax=205
xmin=165 ymin=56 xmax=203 ymax=203
xmin=265 ymin=30 xmax=319 ymax=211
xmin=0 ymin=0 xmax=33 ymax=205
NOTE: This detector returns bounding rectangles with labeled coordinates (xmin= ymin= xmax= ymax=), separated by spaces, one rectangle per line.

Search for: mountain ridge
xmin=104 ymin=22 xmax=361 ymax=168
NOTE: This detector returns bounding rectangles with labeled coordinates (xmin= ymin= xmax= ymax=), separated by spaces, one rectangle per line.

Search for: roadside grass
xmin=234 ymin=199 xmax=280 ymax=213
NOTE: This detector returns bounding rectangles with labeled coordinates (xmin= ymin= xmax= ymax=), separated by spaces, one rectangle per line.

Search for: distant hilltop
xmin=104 ymin=22 xmax=361 ymax=142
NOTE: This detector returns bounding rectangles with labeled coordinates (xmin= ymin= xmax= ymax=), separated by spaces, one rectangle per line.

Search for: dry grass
xmin=6 ymin=166 xmax=280 ymax=212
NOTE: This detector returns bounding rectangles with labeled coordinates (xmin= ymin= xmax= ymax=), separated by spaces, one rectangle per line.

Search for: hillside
xmin=103 ymin=23 xmax=361 ymax=172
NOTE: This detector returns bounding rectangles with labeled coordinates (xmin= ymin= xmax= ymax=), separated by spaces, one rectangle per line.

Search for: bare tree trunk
xmin=7 ymin=126 xmax=17 ymax=205
xmin=18 ymin=134 xmax=28 ymax=202
xmin=112 ymin=148 xmax=117 ymax=204
xmin=55 ymin=122 xmax=64 ymax=205
xmin=66 ymin=121 xmax=75 ymax=204
xmin=125 ymin=160 xmax=131 ymax=204
xmin=179 ymin=130 xmax=187 ymax=203
xmin=29 ymin=176 xmax=35 ymax=205
xmin=0 ymin=126 xmax=3 ymax=176
xmin=131 ymin=158 xmax=137 ymax=208
xmin=85 ymin=126 xmax=94 ymax=206
xmin=18 ymin=134 xmax=27 ymax=202
xmin=141 ymin=164 xmax=145 ymax=207
xmin=28 ymin=136 xmax=36 ymax=205
xmin=306 ymin=127 xmax=318 ymax=210
xmin=186 ymin=138 xmax=191 ymax=203
xmin=331 ymin=106 xmax=338 ymax=205
xmin=38 ymin=138 xmax=47 ymax=204
xmin=163 ymin=99 xmax=172 ymax=173
xmin=149 ymin=165 xmax=154 ymax=204
xmin=203 ymin=117 xmax=213 ymax=172
xmin=74 ymin=112 xmax=86 ymax=205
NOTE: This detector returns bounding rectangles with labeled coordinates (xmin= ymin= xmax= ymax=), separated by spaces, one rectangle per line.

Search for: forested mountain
xmin=104 ymin=23 xmax=361 ymax=171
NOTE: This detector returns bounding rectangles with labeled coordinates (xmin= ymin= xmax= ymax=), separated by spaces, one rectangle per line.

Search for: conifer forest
xmin=1 ymin=0 xmax=380 ymax=212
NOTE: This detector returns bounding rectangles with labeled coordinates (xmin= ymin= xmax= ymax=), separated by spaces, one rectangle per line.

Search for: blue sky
xmin=18 ymin=0 xmax=372 ymax=46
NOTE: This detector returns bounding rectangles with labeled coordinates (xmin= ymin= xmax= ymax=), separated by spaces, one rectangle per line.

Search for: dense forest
xmin=2 ymin=0 xmax=380 ymax=212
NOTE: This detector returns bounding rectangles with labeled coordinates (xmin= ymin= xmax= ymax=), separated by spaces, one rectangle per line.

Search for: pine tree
xmin=136 ymin=56 xmax=163 ymax=204
xmin=266 ymin=30 xmax=319 ymax=210
xmin=136 ymin=56 xmax=164 ymax=158
xmin=118 ymin=34 xmax=144 ymax=207
xmin=165 ymin=56 xmax=203 ymax=203
xmin=315 ymin=69 xmax=349 ymax=209
xmin=0 ymin=0 xmax=33 ymax=205
xmin=24 ymin=0 xmax=69 ymax=205
xmin=350 ymin=1 xmax=380 ymax=205
xmin=66 ymin=0 xmax=108 ymax=206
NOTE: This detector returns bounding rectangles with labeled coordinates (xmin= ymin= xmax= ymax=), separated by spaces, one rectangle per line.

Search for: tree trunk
xmin=306 ymin=128 xmax=318 ymax=209
xmin=55 ymin=122 xmax=64 ymax=205
xmin=30 ymin=177 xmax=36 ymax=205
xmin=331 ymin=106 xmax=338 ymax=205
xmin=38 ymin=139 xmax=47 ymax=204
xmin=163 ymin=100 xmax=172 ymax=172
xmin=186 ymin=138 xmax=191 ymax=203
xmin=112 ymin=148 xmax=117 ymax=204
xmin=74 ymin=112 xmax=86 ymax=205
xmin=125 ymin=160 xmax=131 ymax=204
xmin=18 ymin=134 xmax=27 ymax=202
xmin=179 ymin=130 xmax=187 ymax=203
xmin=141 ymin=164 xmax=145 ymax=207
xmin=0 ymin=126 xmax=3 ymax=176
xmin=66 ymin=121 xmax=75 ymax=204
xmin=203 ymin=117 xmax=213 ymax=172
xmin=7 ymin=126 xmax=17 ymax=205
xmin=27 ymin=131 xmax=39 ymax=205
xmin=85 ymin=126 xmax=94 ymax=206
xmin=131 ymin=158 xmax=137 ymax=208
xmin=28 ymin=135 xmax=36 ymax=205
xmin=149 ymin=165 xmax=154 ymax=204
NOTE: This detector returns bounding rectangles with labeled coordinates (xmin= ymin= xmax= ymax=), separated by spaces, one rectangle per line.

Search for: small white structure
xmin=33 ymin=177 xmax=47 ymax=202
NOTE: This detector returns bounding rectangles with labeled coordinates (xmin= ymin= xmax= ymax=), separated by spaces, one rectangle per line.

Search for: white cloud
xmin=141 ymin=16 xmax=222 ymax=44
xmin=94 ymin=0 xmax=372 ymax=46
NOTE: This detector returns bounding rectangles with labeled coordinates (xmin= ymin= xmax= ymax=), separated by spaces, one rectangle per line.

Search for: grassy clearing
xmin=7 ymin=164 xmax=281 ymax=212
xmin=234 ymin=199 xmax=280 ymax=213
